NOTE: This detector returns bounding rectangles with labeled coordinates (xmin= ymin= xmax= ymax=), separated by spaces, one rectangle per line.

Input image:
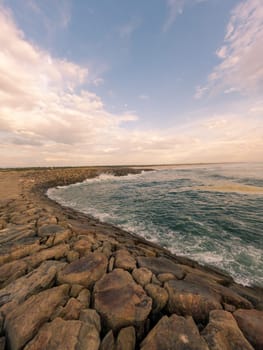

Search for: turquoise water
xmin=48 ymin=163 xmax=263 ymax=286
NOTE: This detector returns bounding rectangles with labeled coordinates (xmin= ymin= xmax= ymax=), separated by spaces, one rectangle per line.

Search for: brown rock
xmin=115 ymin=249 xmax=136 ymax=271
xmin=58 ymin=252 xmax=108 ymax=288
xmin=79 ymin=309 xmax=101 ymax=333
xmin=24 ymin=317 xmax=100 ymax=350
xmin=165 ymin=280 xmax=222 ymax=323
xmin=73 ymin=239 xmax=92 ymax=256
xmin=70 ymin=284 xmax=84 ymax=298
xmin=100 ymin=330 xmax=115 ymax=350
xmin=59 ymin=298 xmax=83 ymax=320
xmin=116 ymin=326 xmax=136 ymax=350
xmin=5 ymin=285 xmax=69 ymax=350
xmin=132 ymin=268 xmax=152 ymax=287
xmin=141 ymin=314 xmax=209 ymax=350
xmin=0 ymin=260 xmax=65 ymax=307
xmin=24 ymin=243 xmax=69 ymax=268
xmin=94 ymin=269 xmax=152 ymax=331
xmin=145 ymin=284 xmax=168 ymax=312
xmin=108 ymin=256 xmax=115 ymax=272
xmin=77 ymin=289 xmax=90 ymax=307
xmin=0 ymin=259 xmax=28 ymax=287
xmin=202 ymin=310 xmax=254 ymax=350
xmin=157 ymin=273 xmax=176 ymax=283
xmin=234 ymin=309 xmax=263 ymax=349
xmin=137 ymin=256 xmax=185 ymax=279
xmin=0 ymin=219 xmax=7 ymax=230
xmin=67 ymin=250 xmax=79 ymax=263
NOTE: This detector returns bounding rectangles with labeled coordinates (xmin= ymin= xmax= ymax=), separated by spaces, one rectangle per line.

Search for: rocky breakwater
xmin=0 ymin=167 xmax=262 ymax=350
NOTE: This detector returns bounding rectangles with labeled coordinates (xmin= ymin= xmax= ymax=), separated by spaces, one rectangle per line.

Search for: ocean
xmin=47 ymin=163 xmax=263 ymax=287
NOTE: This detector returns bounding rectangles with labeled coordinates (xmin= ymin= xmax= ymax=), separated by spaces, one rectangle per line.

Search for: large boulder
xmin=57 ymin=252 xmax=108 ymax=288
xmin=202 ymin=310 xmax=254 ymax=350
xmin=4 ymin=285 xmax=69 ymax=350
xmin=115 ymin=249 xmax=136 ymax=271
xmin=234 ymin=309 xmax=263 ymax=350
xmin=140 ymin=314 xmax=209 ymax=350
xmin=137 ymin=256 xmax=185 ymax=279
xmin=24 ymin=317 xmax=100 ymax=350
xmin=132 ymin=268 xmax=152 ymax=287
xmin=165 ymin=280 xmax=222 ymax=323
xmin=116 ymin=326 xmax=136 ymax=350
xmin=94 ymin=269 xmax=152 ymax=331
xmin=145 ymin=284 xmax=168 ymax=313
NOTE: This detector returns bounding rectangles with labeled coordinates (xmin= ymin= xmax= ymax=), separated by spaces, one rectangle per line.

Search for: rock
xmin=24 ymin=243 xmax=69 ymax=268
xmin=165 ymin=280 xmax=222 ymax=323
xmin=185 ymin=273 xmax=253 ymax=309
xmin=0 ymin=259 xmax=28 ymax=287
xmin=57 ymin=252 xmax=108 ymax=288
xmin=70 ymin=284 xmax=84 ymax=298
xmin=140 ymin=314 xmax=209 ymax=350
xmin=108 ymin=256 xmax=115 ymax=272
xmin=5 ymin=285 xmax=69 ymax=350
xmin=77 ymin=289 xmax=90 ymax=307
xmin=202 ymin=310 xmax=254 ymax=350
xmin=100 ymin=330 xmax=115 ymax=350
xmin=38 ymin=224 xmax=66 ymax=237
xmin=157 ymin=273 xmax=176 ymax=283
xmin=151 ymin=274 xmax=162 ymax=286
xmin=132 ymin=268 xmax=152 ymax=287
xmin=0 ymin=219 xmax=7 ymax=230
xmin=0 ymin=260 xmax=65 ymax=306
xmin=145 ymin=284 xmax=168 ymax=313
xmin=137 ymin=256 xmax=185 ymax=279
xmin=73 ymin=239 xmax=92 ymax=257
xmin=116 ymin=326 xmax=136 ymax=350
xmin=234 ymin=309 xmax=263 ymax=349
xmin=79 ymin=309 xmax=101 ymax=332
xmin=230 ymin=284 xmax=263 ymax=309
xmin=59 ymin=298 xmax=83 ymax=320
xmin=115 ymin=249 xmax=136 ymax=271
xmin=94 ymin=269 xmax=152 ymax=331
xmin=0 ymin=337 xmax=5 ymax=350
xmin=67 ymin=250 xmax=79 ymax=263
xmin=24 ymin=317 xmax=100 ymax=350
xmin=37 ymin=216 xmax=57 ymax=227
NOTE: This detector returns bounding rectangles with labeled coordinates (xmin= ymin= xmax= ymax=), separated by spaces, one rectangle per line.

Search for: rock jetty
xmin=0 ymin=167 xmax=262 ymax=350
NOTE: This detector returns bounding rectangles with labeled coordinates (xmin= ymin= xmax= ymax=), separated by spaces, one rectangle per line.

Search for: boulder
xmin=24 ymin=317 xmax=100 ymax=350
xmin=59 ymin=298 xmax=83 ymax=320
xmin=157 ymin=273 xmax=176 ymax=283
xmin=116 ymin=326 xmax=136 ymax=350
xmin=100 ymin=330 xmax=115 ymax=350
xmin=73 ymin=239 xmax=92 ymax=257
xmin=132 ymin=268 xmax=152 ymax=287
xmin=0 ymin=259 xmax=28 ymax=287
xmin=77 ymin=289 xmax=90 ymax=307
xmin=165 ymin=280 xmax=222 ymax=323
xmin=4 ymin=285 xmax=69 ymax=350
xmin=140 ymin=314 xmax=209 ymax=350
xmin=145 ymin=284 xmax=168 ymax=312
xmin=57 ymin=252 xmax=108 ymax=288
xmin=0 ymin=260 xmax=65 ymax=306
xmin=202 ymin=310 xmax=254 ymax=350
xmin=115 ymin=249 xmax=136 ymax=271
xmin=79 ymin=309 xmax=101 ymax=333
xmin=24 ymin=243 xmax=69 ymax=268
xmin=94 ymin=269 xmax=152 ymax=331
xmin=137 ymin=256 xmax=185 ymax=279
xmin=234 ymin=309 xmax=263 ymax=349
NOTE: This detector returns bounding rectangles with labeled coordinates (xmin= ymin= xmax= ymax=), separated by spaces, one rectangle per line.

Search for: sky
xmin=0 ymin=0 xmax=262 ymax=167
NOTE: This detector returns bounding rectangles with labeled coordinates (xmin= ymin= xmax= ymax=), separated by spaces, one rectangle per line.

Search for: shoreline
xmin=0 ymin=167 xmax=262 ymax=349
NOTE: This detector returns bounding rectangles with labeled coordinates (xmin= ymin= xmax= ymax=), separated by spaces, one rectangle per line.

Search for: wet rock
xmin=100 ymin=330 xmax=115 ymax=350
xmin=5 ymin=285 xmax=69 ymax=350
xmin=24 ymin=243 xmax=70 ymax=268
xmin=58 ymin=252 xmax=108 ymax=288
xmin=234 ymin=309 xmax=263 ymax=349
xmin=137 ymin=256 xmax=185 ymax=279
xmin=77 ymin=289 xmax=90 ymax=307
xmin=230 ymin=284 xmax=263 ymax=309
xmin=141 ymin=314 xmax=209 ymax=350
xmin=145 ymin=284 xmax=168 ymax=313
xmin=165 ymin=280 xmax=222 ymax=323
xmin=116 ymin=326 xmax=136 ymax=350
xmin=0 ymin=260 xmax=65 ymax=306
xmin=202 ymin=310 xmax=254 ymax=350
xmin=132 ymin=268 xmax=152 ymax=287
xmin=24 ymin=317 xmax=100 ymax=350
xmin=115 ymin=249 xmax=136 ymax=271
xmin=79 ymin=309 xmax=101 ymax=332
xmin=94 ymin=269 xmax=152 ymax=331
xmin=59 ymin=298 xmax=83 ymax=320
xmin=0 ymin=259 xmax=28 ymax=288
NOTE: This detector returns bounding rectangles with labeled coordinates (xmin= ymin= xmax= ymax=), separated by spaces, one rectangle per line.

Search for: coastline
xmin=0 ymin=167 xmax=262 ymax=349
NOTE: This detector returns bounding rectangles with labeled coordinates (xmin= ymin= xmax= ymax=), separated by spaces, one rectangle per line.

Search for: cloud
xmin=195 ymin=0 xmax=263 ymax=98
xmin=138 ymin=94 xmax=149 ymax=100
xmin=164 ymin=0 xmax=207 ymax=31
xmin=118 ymin=18 xmax=141 ymax=39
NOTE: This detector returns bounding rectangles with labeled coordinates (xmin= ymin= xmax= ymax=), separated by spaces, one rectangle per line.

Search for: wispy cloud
xmin=164 ymin=0 xmax=207 ymax=31
xmin=195 ymin=0 xmax=263 ymax=98
xmin=118 ymin=17 xmax=141 ymax=39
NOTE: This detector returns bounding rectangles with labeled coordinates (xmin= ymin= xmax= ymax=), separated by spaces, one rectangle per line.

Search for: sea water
xmin=47 ymin=163 xmax=263 ymax=286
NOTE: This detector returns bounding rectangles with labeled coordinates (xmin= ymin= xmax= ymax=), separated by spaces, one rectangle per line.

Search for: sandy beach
xmin=0 ymin=167 xmax=262 ymax=350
